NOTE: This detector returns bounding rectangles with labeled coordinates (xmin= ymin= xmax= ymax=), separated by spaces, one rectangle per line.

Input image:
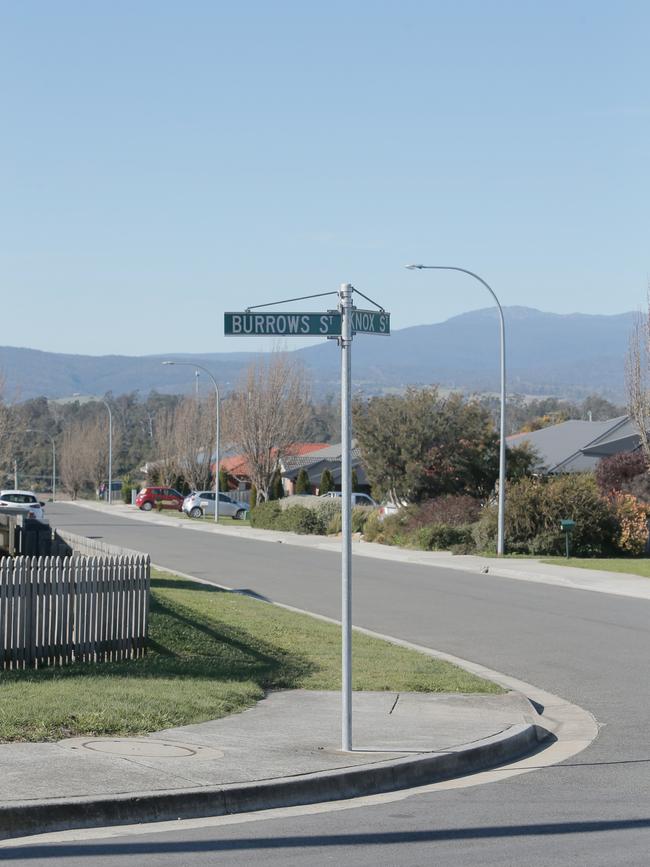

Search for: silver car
xmin=183 ymin=491 xmax=248 ymax=519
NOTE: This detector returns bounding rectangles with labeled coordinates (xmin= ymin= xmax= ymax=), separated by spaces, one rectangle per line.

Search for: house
xmin=219 ymin=443 xmax=328 ymax=493
xmin=280 ymin=439 xmax=369 ymax=494
xmin=507 ymin=415 xmax=633 ymax=474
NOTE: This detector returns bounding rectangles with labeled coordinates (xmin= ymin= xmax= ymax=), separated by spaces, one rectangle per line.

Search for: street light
xmin=162 ymin=361 xmax=221 ymax=523
xmin=73 ymin=394 xmax=113 ymax=505
xmin=405 ymin=264 xmax=507 ymax=556
xmin=25 ymin=429 xmax=57 ymax=501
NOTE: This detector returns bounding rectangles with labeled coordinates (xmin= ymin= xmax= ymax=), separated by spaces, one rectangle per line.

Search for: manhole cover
xmin=58 ymin=737 xmax=224 ymax=760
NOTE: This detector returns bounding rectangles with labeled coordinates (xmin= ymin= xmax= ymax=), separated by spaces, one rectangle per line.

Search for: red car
xmin=135 ymin=486 xmax=184 ymax=511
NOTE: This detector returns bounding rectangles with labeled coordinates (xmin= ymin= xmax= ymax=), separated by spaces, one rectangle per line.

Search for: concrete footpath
xmin=0 ymin=690 xmax=547 ymax=841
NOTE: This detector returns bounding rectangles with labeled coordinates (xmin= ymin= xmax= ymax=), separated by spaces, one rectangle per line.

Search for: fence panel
xmin=0 ymin=553 xmax=150 ymax=670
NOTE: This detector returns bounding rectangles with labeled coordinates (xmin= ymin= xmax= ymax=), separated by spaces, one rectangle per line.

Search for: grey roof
xmin=280 ymin=440 xmax=361 ymax=474
xmin=507 ymin=416 xmax=629 ymax=474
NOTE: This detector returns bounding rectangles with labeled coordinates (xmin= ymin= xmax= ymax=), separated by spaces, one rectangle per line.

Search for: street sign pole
xmin=340 ymin=283 xmax=353 ymax=752
xmin=224 ymin=287 xmax=389 ymax=754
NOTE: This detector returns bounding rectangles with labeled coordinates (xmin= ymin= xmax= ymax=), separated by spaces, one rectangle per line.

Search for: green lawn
xmin=541 ymin=557 xmax=650 ymax=578
xmin=0 ymin=570 xmax=500 ymax=742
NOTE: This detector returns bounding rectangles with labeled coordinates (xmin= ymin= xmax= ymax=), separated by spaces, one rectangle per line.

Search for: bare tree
xmin=76 ymin=416 xmax=122 ymax=494
xmin=151 ymin=405 xmax=180 ymax=486
xmin=60 ymin=422 xmax=91 ymax=499
xmin=0 ymin=376 xmax=13 ymax=487
xmin=626 ymin=299 xmax=650 ymax=462
xmin=173 ymin=395 xmax=215 ymax=492
xmin=225 ymin=353 xmax=311 ymax=502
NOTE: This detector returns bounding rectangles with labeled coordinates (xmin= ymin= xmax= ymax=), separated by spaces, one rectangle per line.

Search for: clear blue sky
xmin=1 ymin=1 xmax=648 ymax=355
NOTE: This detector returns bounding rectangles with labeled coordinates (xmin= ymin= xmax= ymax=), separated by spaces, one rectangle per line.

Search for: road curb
xmin=0 ymin=722 xmax=549 ymax=840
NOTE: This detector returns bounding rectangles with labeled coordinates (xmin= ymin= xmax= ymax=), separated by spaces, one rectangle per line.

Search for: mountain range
xmin=0 ymin=307 xmax=635 ymax=402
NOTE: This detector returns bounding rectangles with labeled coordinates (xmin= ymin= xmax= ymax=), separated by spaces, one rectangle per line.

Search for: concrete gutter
xmin=0 ymin=722 xmax=548 ymax=841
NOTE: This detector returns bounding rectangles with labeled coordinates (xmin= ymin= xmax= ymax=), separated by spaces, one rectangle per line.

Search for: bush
xmin=474 ymin=475 xmax=617 ymax=556
xmin=352 ymin=506 xmax=370 ymax=534
xmin=596 ymin=452 xmax=647 ymax=497
xmin=610 ymin=492 xmax=649 ymax=555
xmin=121 ymin=477 xmax=134 ymax=505
xmin=361 ymin=510 xmax=383 ymax=541
xmin=249 ymin=500 xmax=281 ymax=529
xmin=412 ymin=523 xmax=475 ymax=551
xmin=277 ymin=505 xmax=326 ymax=535
xmin=405 ymin=496 xmax=481 ymax=531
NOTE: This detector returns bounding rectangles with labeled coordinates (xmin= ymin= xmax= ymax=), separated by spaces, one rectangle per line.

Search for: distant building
xmin=507 ymin=415 xmax=635 ymax=474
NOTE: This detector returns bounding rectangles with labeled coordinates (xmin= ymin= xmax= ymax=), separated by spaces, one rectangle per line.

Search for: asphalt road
xmin=4 ymin=502 xmax=650 ymax=866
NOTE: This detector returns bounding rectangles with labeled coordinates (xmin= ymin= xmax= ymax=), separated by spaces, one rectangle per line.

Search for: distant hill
xmin=0 ymin=307 xmax=635 ymax=402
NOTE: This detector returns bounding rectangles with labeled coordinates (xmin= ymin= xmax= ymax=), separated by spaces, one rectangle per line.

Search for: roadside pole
xmin=340 ymin=283 xmax=353 ymax=751
xmin=225 ymin=288 xmax=389 ymax=752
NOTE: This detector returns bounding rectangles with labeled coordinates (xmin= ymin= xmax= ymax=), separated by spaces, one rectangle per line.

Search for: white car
xmin=0 ymin=490 xmax=47 ymax=523
xmin=319 ymin=491 xmax=378 ymax=507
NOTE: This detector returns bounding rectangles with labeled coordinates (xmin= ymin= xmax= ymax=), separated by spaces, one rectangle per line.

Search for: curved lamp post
xmin=25 ymin=429 xmax=57 ymax=501
xmin=163 ymin=361 xmax=221 ymax=523
xmin=405 ymin=264 xmax=507 ymax=556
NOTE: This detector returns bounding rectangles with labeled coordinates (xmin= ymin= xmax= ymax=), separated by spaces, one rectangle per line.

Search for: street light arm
xmin=405 ymin=265 xmax=504 ymax=318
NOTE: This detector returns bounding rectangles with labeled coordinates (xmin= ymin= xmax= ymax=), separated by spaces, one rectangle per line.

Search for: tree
xmin=295 ymin=468 xmax=311 ymax=494
xmin=224 ymin=353 xmax=311 ymax=502
xmin=319 ymin=468 xmax=334 ymax=495
xmin=354 ymin=387 xmax=513 ymax=504
xmin=0 ymin=374 xmax=13 ymax=487
xmin=172 ymin=395 xmax=215 ymax=492
xmin=351 ymin=468 xmax=359 ymax=492
xmin=60 ymin=422 xmax=91 ymax=498
xmin=269 ymin=468 xmax=284 ymax=500
xmin=219 ymin=467 xmax=229 ymax=493
xmin=626 ymin=302 xmax=650 ymax=462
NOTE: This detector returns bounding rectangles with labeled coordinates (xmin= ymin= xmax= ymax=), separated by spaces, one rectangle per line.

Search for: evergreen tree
xmin=295 ymin=468 xmax=311 ymax=495
xmin=319 ymin=468 xmax=334 ymax=495
xmin=249 ymin=485 xmax=258 ymax=508
xmin=219 ymin=467 xmax=229 ymax=493
xmin=351 ymin=468 xmax=359 ymax=492
xmin=271 ymin=468 xmax=284 ymax=499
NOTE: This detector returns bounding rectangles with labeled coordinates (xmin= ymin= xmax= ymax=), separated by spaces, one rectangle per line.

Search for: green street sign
xmin=351 ymin=309 xmax=390 ymax=335
xmin=224 ymin=311 xmax=341 ymax=337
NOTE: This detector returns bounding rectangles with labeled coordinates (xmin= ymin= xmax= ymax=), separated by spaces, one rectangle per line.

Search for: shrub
xmin=610 ymin=492 xmax=649 ymax=555
xmin=316 ymin=499 xmax=342 ymax=534
xmin=249 ymin=500 xmax=281 ymax=529
xmin=361 ymin=510 xmax=383 ymax=541
xmin=351 ymin=506 xmax=370 ymax=534
xmin=121 ymin=477 xmax=133 ymax=505
xmin=474 ymin=475 xmax=617 ymax=556
xmin=596 ymin=452 xmax=647 ymax=497
xmin=404 ymin=495 xmax=481 ymax=531
xmin=249 ymin=485 xmax=258 ymax=509
xmin=277 ymin=505 xmax=326 ymax=535
xmin=411 ymin=523 xmax=475 ymax=551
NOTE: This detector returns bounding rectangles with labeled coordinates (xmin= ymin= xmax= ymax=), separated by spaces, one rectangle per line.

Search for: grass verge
xmin=0 ymin=570 xmax=501 ymax=742
xmin=541 ymin=557 xmax=650 ymax=578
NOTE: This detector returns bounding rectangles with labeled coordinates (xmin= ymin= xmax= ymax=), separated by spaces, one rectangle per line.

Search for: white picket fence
xmin=0 ymin=554 xmax=150 ymax=670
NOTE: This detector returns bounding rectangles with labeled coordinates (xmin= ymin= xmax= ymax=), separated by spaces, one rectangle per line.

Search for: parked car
xmin=0 ymin=490 xmax=47 ymax=523
xmin=183 ymin=490 xmax=248 ymax=519
xmin=135 ymin=486 xmax=184 ymax=511
xmin=319 ymin=491 xmax=378 ymax=508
